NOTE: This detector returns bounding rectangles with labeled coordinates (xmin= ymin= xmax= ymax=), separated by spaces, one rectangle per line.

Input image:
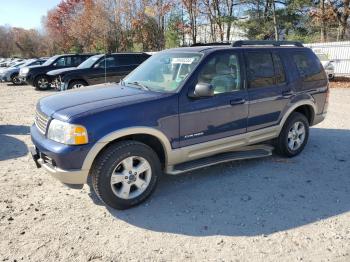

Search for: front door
xmin=88 ymin=56 xmax=117 ymax=85
xmin=179 ymin=50 xmax=248 ymax=147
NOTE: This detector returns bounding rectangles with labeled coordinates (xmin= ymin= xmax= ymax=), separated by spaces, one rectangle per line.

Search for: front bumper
xmin=21 ymin=73 xmax=34 ymax=85
xmin=29 ymin=146 xmax=88 ymax=185
xmin=30 ymin=124 xmax=92 ymax=185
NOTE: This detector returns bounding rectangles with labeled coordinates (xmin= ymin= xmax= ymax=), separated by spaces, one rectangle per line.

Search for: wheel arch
xmin=280 ymin=100 xmax=316 ymax=128
xmin=82 ymin=127 xmax=172 ymax=177
xmin=68 ymin=78 xmax=89 ymax=88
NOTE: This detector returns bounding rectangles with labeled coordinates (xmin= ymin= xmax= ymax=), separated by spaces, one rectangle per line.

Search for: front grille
xmin=35 ymin=108 xmax=49 ymax=135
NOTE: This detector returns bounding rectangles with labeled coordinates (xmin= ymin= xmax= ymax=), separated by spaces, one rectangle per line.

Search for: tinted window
xmin=116 ymin=55 xmax=137 ymax=66
xmin=198 ymin=52 xmax=241 ymax=94
xmin=71 ymin=56 xmax=84 ymax=66
xmin=272 ymin=53 xmax=286 ymax=84
xmin=54 ymin=57 xmax=66 ymax=67
xmin=136 ymin=54 xmax=150 ymax=63
xmin=246 ymin=52 xmax=274 ymax=88
xmin=95 ymin=56 xmax=116 ymax=68
xmin=293 ymin=52 xmax=324 ymax=81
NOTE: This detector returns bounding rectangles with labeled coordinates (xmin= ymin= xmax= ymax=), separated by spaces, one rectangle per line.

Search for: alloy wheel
xmin=110 ymin=156 xmax=152 ymax=200
xmin=287 ymin=121 xmax=306 ymax=151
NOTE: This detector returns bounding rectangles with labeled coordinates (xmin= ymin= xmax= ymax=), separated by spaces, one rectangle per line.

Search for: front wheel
xmin=275 ymin=112 xmax=309 ymax=157
xmin=91 ymin=141 xmax=161 ymax=210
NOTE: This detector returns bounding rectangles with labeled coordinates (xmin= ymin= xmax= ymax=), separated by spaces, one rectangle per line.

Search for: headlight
xmin=20 ymin=67 xmax=29 ymax=74
xmin=47 ymin=119 xmax=88 ymax=145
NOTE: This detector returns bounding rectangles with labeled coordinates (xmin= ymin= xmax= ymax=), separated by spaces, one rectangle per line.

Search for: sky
xmin=0 ymin=0 xmax=61 ymax=30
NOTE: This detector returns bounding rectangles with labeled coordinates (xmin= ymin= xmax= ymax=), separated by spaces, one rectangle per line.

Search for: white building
xmin=182 ymin=23 xmax=247 ymax=46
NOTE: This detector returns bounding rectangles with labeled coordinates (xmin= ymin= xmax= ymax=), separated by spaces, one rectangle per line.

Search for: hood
xmin=47 ymin=67 xmax=77 ymax=76
xmin=38 ymin=83 xmax=165 ymax=121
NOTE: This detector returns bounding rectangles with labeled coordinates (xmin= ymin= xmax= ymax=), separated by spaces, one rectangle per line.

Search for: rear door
xmin=244 ymin=50 xmax=289 ymax=131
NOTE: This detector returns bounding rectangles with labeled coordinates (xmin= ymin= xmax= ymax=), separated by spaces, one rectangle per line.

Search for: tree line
xmin=0 ymin=0 xmax=349 ymax=58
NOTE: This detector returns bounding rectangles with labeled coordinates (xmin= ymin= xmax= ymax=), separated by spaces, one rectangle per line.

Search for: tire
xmin=275 ymin=112 xmax=309 ymax=157
xmin=11 ymin=73 xmax=21 ymax=85
xmin=34 ymin=75 xmax=50 ymax=90
xmin=68 ymin=80 xmax=87 ymax=90
xmin=91 ymin=140 xmax=162 ymax=210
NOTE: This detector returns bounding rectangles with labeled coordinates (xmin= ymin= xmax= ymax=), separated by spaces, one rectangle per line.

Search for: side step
xmin=167 ymin=145 xmax=273 ymax=175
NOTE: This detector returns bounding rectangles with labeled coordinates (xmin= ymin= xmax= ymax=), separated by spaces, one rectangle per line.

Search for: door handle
xmin=230 ymin=98 xmax=246 ymax=105
xmin=282 ymin=90 xmax=293 ymax=97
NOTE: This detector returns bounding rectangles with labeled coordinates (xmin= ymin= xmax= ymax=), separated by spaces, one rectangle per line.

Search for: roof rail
xmin=190 ymin=42 xmax=231 ymax=47
xmin=232 ymin=40 xmax=303 ymax=47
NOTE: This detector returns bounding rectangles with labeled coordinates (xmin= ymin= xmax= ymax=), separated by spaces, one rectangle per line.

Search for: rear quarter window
xmin=292 ymin=51 xmax=325 ymax=81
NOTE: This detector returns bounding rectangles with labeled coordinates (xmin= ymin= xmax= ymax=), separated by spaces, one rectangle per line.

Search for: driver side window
xmin=95 ymin=57 xmax=116 ymax=68
xmin=54 ymin=57 xmax=66 ymax=67
xmin=198 ymin=53 xmax=241 ymax=94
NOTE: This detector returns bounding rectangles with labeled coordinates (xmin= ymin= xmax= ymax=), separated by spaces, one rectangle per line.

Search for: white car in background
xmin=316 ymin=53 xmax=335 ymax=80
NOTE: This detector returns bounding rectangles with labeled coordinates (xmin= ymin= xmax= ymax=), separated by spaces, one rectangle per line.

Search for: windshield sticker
xmin=172 ymin=58 xmax=195 ymax=64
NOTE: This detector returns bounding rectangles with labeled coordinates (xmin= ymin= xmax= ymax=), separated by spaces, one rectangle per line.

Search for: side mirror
xmin=190 ymin=83 xmax=215 ymax=98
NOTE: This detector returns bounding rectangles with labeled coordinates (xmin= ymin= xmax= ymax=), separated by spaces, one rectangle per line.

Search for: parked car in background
xmin=19 ymin=54 xmax=94 ymax=90
xmin=0 ymin=58 xmax=47 ymax=84
xmin=0 ymin=60 xmax=27 ymax=82
xmin=29 ymin=40 xmax=329 ymax=210
xmin=316 ymin=52 xmax=335 ymax=80
xmin=47 ymin=53 xmax=150 ymax=90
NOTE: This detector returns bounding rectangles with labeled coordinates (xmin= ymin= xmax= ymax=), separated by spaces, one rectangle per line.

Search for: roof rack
xmin=232 ymin=40 xmax=303 ymax=47
xmin=190 ymin=42 xmax=231 ymax=47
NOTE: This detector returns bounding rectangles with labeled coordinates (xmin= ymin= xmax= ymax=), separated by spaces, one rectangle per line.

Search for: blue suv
xmin=30 ymin=41 xmax=329 ymax=209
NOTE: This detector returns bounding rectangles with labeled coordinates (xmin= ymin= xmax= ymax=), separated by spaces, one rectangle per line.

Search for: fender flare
xmin=81 ymin=127 xmax=172 ymax=172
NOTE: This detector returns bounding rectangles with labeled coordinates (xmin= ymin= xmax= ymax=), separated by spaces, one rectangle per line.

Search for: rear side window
xmin=137 ymin=54 xmax=150 ymax=63
xmin=116 ymin=55 xmax=138 ymax=66
xmin=71 ymin=56 xmax=85 ymax=66
xmin=293 ymin=52 xmax=324 ymax=81
xmin=272 ymin=53 xmax=286 ymax=84
xmin=246 ymin=52 xmax=274 ymax=88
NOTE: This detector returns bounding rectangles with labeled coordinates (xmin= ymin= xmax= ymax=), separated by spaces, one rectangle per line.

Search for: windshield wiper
xmin=125 ymin=81 xmax=150 ymax=91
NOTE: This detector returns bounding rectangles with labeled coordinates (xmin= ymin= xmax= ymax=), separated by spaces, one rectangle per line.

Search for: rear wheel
xmin=11 ymin=73 xmax=21 ymax=85
xmin=34 ymin=75 xmax=50 ymax=90
xmin=275 ymin=112 xmax=309 ymax=157
xmin=68 ymin=80 xmax=87 ymax=90
xmin=91 ymin=141 xmax=161 ymax=210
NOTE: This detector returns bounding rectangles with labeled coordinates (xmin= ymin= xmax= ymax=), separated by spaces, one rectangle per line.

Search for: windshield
xmin=42 ymin=55 xmax=59 ymax=66
xmin=316 ymin=54 xmax=328 ymax=61
xmin=77 ymin=55 xmax=103 ymax=69
xmin=123 ymin=52 xmax=203 ymax=93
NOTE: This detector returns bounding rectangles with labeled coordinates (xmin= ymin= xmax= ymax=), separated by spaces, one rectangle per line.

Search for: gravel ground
xmin=0 ymin=82 xmax=349 ymax=262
